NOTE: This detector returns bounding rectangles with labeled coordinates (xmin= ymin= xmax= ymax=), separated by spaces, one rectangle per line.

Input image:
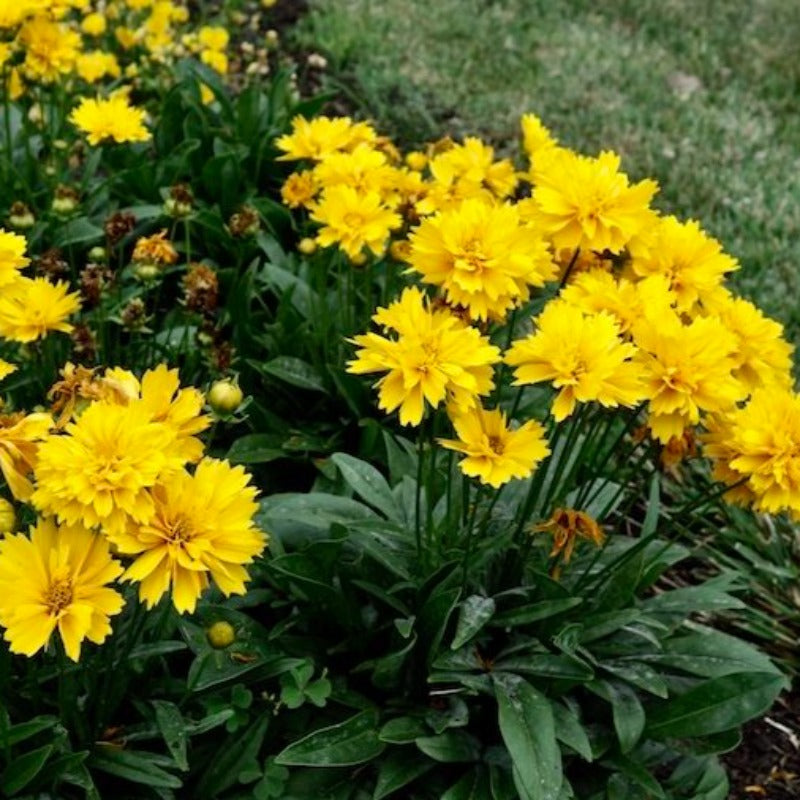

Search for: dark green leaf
xmin=646 ymin=672 xmax=787 ymax=739
xmin=275 ymin=711 xmax=385 ymax=767
xmin=227 ymin=434 xmax=286 ymax=465
xmin=53 ymin=217 xmax=104 ymax=247
xmin=373 ymin=749 xmax=434 ymax=799
xmin=415 ymin=731 xmax=479 ymax=763
xmin=88 ymin=746 xmax=182 ymax=790
xmin=492 ymin=598 xmax=582 ymax=627
xmin=1 ymin=745 xmax=53 ymax=795
xmin=331 ymin=453 xmax=399 ymax=520
xmin=452 ymin=596 xmax=496 ymax=649
xmin=493 ymin=674 xmax=562 ymax=800
xmin=153 ymin=701 xmax=188 ymax=771
xmin=260 ymin=356 xmax=328 ymax=393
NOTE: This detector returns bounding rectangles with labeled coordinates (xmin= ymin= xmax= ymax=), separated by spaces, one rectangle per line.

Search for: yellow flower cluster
xmin=0 ymin=364 xmax=266 ymax=661
xmin=0 ymin=0 xmax=220 ymax=100
xmin=278 ymin=114 xmax=796 ymax=503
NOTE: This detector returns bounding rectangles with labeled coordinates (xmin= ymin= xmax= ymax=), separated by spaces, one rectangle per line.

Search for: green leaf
xmin=415 ymin=731 xmax=479 ymax=763
xmin=152 ymin=701 xmax=189 ymax=771
xmin=260 ymin=356 xmax=328 ymax=393
xmin=493 ymin=674 xmax=562 ymax=800
xmin=639 ymin=628 xmax=780 ymax=678
xmin=227 ymin=434 xmax=286 ymax=465
xmin=1 ymin=745 xmax=53 ymax=795
xmin=88 ymin=746 xmax=182 ymax=790
xmin=373 ymin=749 xmax=434 ymax=799
xmin=331 ymin=453 xmax=400 ymax=520
xmin=452 ymin=596 xmax=496 ymax=649
xmin=197 ymin=716 xmax=269 ymax=797
xmin=53 ymin=217 xmax=104 ymax=247
xmin=2 ymin=716 xmax=57 ymax=747
xmin=646 ymin=672 xmax=787 ymax=739
xmin=496 ymin=653 xmax=594 ymax=681
xmin=492 ymin=598 xmax=582 ymax=627
xmin=601 ymin=681 xmax=645 ymax=754
xmin=379 ymin=717 xmax=429 ymax=744
xmin=275 ymin=711 xmax=385 ymax=767
xmin=551 ymin=702 xmax=593 ymax=761
xmin=641 ymin=474 xmax=660 ymax=537
xmin=442 ymin=769 xmax=490 ymax=799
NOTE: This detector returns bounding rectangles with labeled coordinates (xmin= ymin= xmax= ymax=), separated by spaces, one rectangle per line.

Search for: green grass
xmin=297 ymin=0 xmax=800 ymax=341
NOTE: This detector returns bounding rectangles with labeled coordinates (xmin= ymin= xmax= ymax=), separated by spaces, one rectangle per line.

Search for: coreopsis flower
xmin=281 ymin=171 xmax=317 ymax=208
xmin=32 ymin=401 xmax=186 ymax=535
xmin=311 ymin=185 xmax=401 ymax=259
xmin=505 ymin=300 xmax=644 ymax=421
xmin=105 ymin=364 xmax=211 ymax=462
xmin=629 ymin=216 xmax=737 ymax=311
xmin=75 ymin=51 xmax=121 ymax=83
xmin=312 ymin=144 xmax=398 ymax=198
xmin=534 ymin=508 xmax=605 ymax=565
xmin=701 ymin=292 xmax=793 ymax=392
xmin=0 ymin=498 xmax=15 ymax=534
xmin=0 ymin=412 xmax=52 ymax=500
xmin=0 ymin=229 xmax=30 ymax=286
xmin=0 ymin=519 xmax=123 ymax=661
xmin=18 ymin=15 xmax=80 ymax=82
xmin=198 ymin=25 xmax=229 ymax=51
xmin=633 ymin=308 xmax=745 ymax=443
xmin=107 ymin=459 xmax=265 ymax=613
xmin=81 ymin=11 xmax=107 ymax=35
xmin=132 ymin=229 xmax=178 ymax=267
xmin=520 ymin=113 xmax=559 ymax=163
xmin=347 ymin=287 xmax=501 ymax=426
xmin=439 ymin=405 xmax=550 ymax=487
xmin=530 ymin=149 xmax=658 ymax=254
xmin=70 ymin=92 xmax=150 ymax=146
xmin=276 ymin=115 xmax=375 ymax=161
xmin=0 ymin=1 xmax=47 ymax=28
xmin=559 ymin=271 xmax=676 ymax=336
xmin=0 ymin=277 xmax=80 ymax=342
xmin=407 ymin=198 xmax=556 ymax=321
xmin=704 ymin=389 xmax=800 ymax=514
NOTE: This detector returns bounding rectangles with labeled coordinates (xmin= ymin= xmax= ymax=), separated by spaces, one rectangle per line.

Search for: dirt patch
xmin=725 ymin=692 xmax=800 ymax=799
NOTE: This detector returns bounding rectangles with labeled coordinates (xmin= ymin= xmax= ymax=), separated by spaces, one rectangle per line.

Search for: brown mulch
xmin=724 ymin=693 xmax=800 ymax=799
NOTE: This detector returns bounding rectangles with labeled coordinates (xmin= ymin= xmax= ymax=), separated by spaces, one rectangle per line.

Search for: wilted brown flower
xmin=79 ymin=263 xmax=113 ymax=307
xmin=228 ymin=206 xmax=260 ymax=237
xmin=183 ymin=263 xmax=219 ymax=314
xmin=165 ymin=183 xmax=194 ymax=217
xmin=120 ymin=298 xmax=149 ymax=331
xmin=533 ymin=508 xmax=605 ymax=574
xmin=34 ymin=248 xmax=68 ymax=279
xmin=132 ymin=230 xmax=178 ymax=267
xmin=8 ymin=202 xmax=35 ymax=229
xmin=104 ymin=211 xmax=136 ymax=245
xmin=70 ymin=323 xmax=97 ymax=362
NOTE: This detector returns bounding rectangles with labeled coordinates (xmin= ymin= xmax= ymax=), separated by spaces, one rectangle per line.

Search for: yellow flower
xmin=0 ymin=498 xmax=15 ymax=534
xmin=701 ymin=291 xmax=793 ymax=392
xmin=18 ymin=15 xmax=80 ymax=82
xmin=311 ymin=185 xmax=401 ymax=259
xmin=0 ymin=229 xmax=30 ymax=286
xmin=505 ymin=300 xmax=644 ymax=421
xmin=439 ymin=405 xmax=549 ymax=488
xmin=705 ymin=389 xmax=800 ymax=515
xmin=520 ymin=113 xmax=559 ymax=163
xmin=0 ymin=412 xmax=52 ymax=500
xmin=32 ymin=401 xmax=185 ymax=535
xmin=281 ymin=171 xmax=317 ymax=208
xmin=115 ymin=26 xmax=139 ymax=49
xmin=198 ymin=25 xmax=229 ymax=50
xmin=531 ymin=149 xmax=658 ymax=254
xmin=0 ymin=277 xmax=80 ymax=342
xmin=633 ymin=308 xmax=745 ymax=443
xmin=348 ymin=287 xmax=501 ymax=426
xmin=70 ymin=92 xmax=150 ymax=146
xmin=0 ymin=1 xmax=48 ymax=29
xmin=560 ymin=270 xmax=677 ymax=336
xmin=312 ymin=144 xmax=398 ymax=198
xmin=102 ymin=364 xmax=210 ymax=463
xmin=81 ymin=11 xmax=107 ymax=35
xmin=276 ymin=115 xmax=375 ymax=161
xmin=629 ymin=216 xmax=737 ymax=311
xmin=76 ymin=51 xmax=121 ymax=83
xmin=107 ymin=459 xmax=265 ymax=614
xmin=407 ymin=198 xmax=556 ymax=321
xmin=701 ymin=413 xmax=757 ymax=507
xmin=201 ymin=48 xmax=228 ymax=75
xmin=0 ymin=518 xmax=123 ymax=661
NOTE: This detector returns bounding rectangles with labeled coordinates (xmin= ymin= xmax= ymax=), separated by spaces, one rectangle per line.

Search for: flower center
xmin=165 ymin=516 xmax=193 ymax=545
xmin=46 ymin=577 xmax=73 ymax=615
xmin=487 ymin=435 xmax=505 ymax=455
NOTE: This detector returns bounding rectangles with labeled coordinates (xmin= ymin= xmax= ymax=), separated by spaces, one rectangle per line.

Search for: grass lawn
xmin=297 ymin=0 xmax=800 ymax=341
